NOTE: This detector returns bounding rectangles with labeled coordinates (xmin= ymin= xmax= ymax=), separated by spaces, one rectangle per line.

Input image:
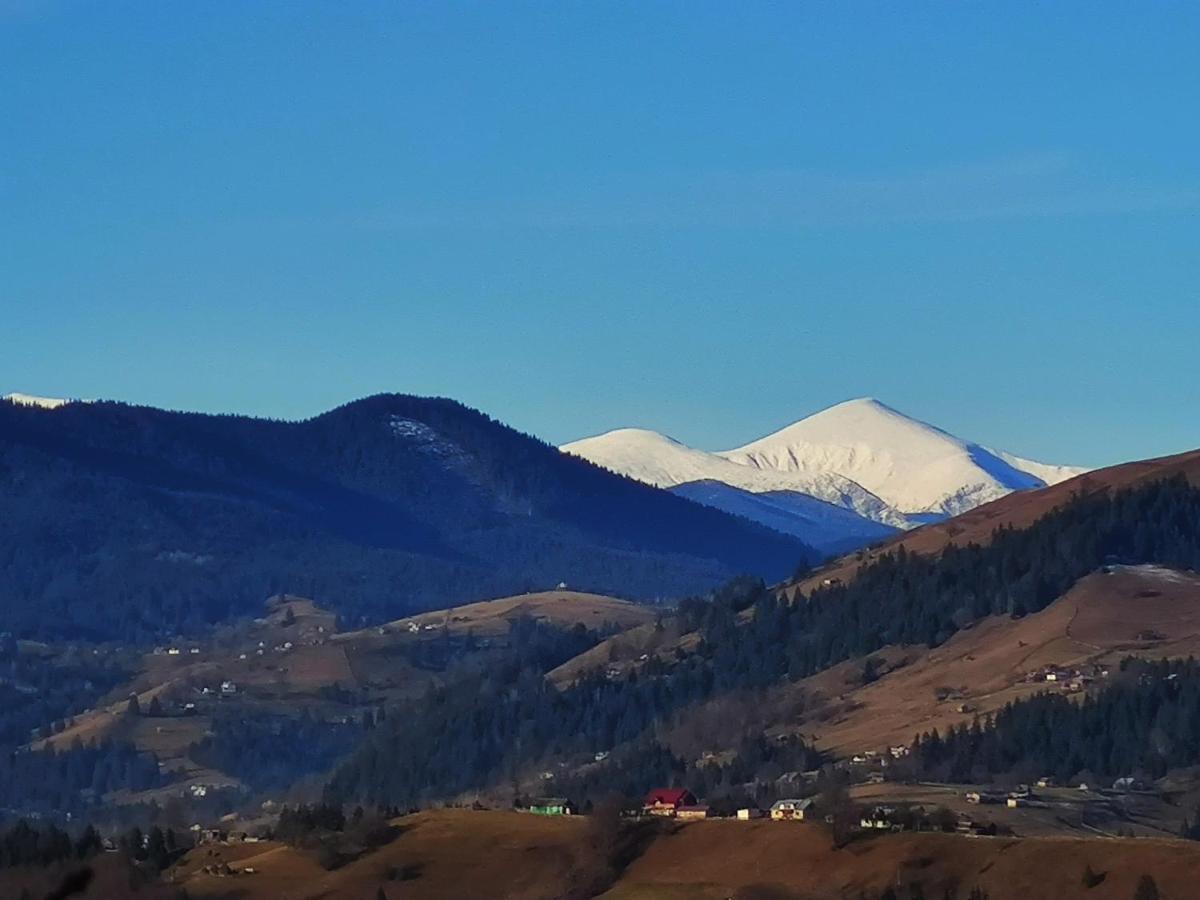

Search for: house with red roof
xmin=643 ymin=788 xmax=697 ymax=817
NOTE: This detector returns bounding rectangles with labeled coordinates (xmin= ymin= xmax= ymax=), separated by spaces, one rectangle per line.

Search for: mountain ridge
xmin=0 ymin=392 xmax=815 ymax=641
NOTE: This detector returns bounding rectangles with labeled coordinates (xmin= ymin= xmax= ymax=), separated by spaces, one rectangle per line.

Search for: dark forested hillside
xmin=327 ymin=476 xmax=1200 ymax=809
xmin=0 ymin=395 xmax=814 ymax=641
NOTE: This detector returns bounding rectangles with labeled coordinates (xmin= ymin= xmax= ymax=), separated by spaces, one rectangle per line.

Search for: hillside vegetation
xmin=328 ymin=476 xmax=1200 ymax=811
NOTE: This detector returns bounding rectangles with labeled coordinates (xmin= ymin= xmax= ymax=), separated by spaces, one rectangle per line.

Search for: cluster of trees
xmin=329 ymin=478 xmax=1200 ymax=809
xmin=911 ymin=658 xmax=1200 ymax=782
xmin=0 ymin=739 xmax=165 ymax=817
xmin=189 ymin=711 xmax=367 ymax=793
xmin=0 ymin=819 xmax=180 ymax=871
xmin=0 ymin=820 xmax=99 ymax=869
xmin=0 ymin=639 xmax=128 ymax=749
xmin=275 ymin=803 xmax=395 ymax=871
xmin=0 ymin=394 xmax=809 ymax=642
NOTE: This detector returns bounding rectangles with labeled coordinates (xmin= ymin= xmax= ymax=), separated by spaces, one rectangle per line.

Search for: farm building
xmin=643 ymin=788 xmax=697 ymax=817
xmin=860 ymin=806 xmax=899 ymax=831
xmin=676 ymin=805 xmax=710 ymax=820
xmin=769 ymin=798 xmax=815 ymax=821
xmin=526 ymin=798 xmax=576 ymax=816
xmin=736 ymin=807 xmax=763 ymax=820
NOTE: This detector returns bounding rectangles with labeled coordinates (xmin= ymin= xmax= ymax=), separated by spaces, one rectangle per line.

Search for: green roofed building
xmin=527 ymin=798 xmax=576 ymax=816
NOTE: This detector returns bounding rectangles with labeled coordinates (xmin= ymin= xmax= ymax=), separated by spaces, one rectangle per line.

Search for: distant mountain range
xmin=562 ymin=398 xmax=1087 ymax=553
xmin=0 ymin=393 xmax=813 ymax=641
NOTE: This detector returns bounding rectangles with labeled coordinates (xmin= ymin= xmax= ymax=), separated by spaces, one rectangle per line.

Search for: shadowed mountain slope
xmin=0 ymin=394 xmax=814 ymax=641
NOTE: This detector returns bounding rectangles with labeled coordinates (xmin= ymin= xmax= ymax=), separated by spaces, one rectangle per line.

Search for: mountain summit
xmin=562 ymin=398 xmax=1086 ymax=547
xmin=721 ymin=397 xmax=1085 ymax=517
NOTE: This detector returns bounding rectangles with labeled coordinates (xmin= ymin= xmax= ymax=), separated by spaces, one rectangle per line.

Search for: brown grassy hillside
xmin=166 ymin=809 xmax=1200 ymax=900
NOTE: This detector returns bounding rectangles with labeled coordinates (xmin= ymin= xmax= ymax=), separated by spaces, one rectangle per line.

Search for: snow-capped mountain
xmin=562 ymin=398 xmax=1087 ymax=552
xmin=721 ymin=398 xmax=1087 ymax=517
xmin=560 ymin=427 xmax=910 ymax=528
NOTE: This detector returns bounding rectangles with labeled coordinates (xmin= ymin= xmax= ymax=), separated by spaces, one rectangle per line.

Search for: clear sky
xmin=3 ymin=2 xmax=1198 ymax=467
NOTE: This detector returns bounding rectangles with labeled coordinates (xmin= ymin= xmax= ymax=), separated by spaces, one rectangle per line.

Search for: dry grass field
xmin=159 ymin=809 xmax=1200 ymax=900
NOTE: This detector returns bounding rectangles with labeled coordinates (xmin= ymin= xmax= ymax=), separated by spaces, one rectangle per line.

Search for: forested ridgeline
xmin=328 ymin=478 xmax=1200 ymax=808
xmin=912 ymin=658 xmax=1200 ymax=783
xmin=0 ymin=740 xmax=165 ymax=818
xmin=694 ymin=474 xmax=1200 ymax=683
xmin=0 ymin=395 xmax=812 ymax=642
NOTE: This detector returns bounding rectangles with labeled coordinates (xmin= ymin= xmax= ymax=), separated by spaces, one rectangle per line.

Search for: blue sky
xmin=3 ymin=2 xmax=1198 ymax=466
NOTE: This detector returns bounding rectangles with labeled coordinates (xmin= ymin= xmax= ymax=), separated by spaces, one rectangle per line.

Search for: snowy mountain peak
xmin=721 ymin=399 xmax=1084 ymax=517
xmin=562 ymin=399 xmax=1087 ymax=547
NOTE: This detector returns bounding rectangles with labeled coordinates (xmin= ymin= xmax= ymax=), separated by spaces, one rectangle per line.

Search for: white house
xmin=770 ymin=798 xmax=815 ymax=821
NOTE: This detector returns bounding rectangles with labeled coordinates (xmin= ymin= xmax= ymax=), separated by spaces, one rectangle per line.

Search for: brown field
xmin=0 ymin=853 xmax=179 ymax=900
xmin=344 ymin=589 xmax=656 ymax=641
xmin=161 ymin=809 xmax=1200 ymax=900
xmin=786 ymin=448 xmax=1200 ymax=599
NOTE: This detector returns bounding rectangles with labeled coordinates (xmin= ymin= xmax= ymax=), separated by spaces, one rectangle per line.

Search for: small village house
xmin=769 ymin=798 xmax=815 ymax=821
xmin=676 ymin=804 xmax=709 ymax=820
xmin=526 ymin=797 xmax=576 ymax=816
xmin=643 ymin=788 xmax=696 ymax=817
xmin=736 ymin=807 xmax=763 ymax=820
xmin=860 ymin=806 xmax=898 ymax=831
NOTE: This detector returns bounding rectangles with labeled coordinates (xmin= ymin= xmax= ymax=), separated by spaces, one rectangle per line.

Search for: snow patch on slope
xmin=990 ymin=449 xmax=1088 ymax=487
xmin=3 ymin=393 xmax=75 ymax=409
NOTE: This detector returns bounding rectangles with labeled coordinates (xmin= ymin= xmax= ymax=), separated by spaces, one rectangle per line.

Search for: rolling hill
xmin=0 ymin=393 xmax=815 ymax=641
